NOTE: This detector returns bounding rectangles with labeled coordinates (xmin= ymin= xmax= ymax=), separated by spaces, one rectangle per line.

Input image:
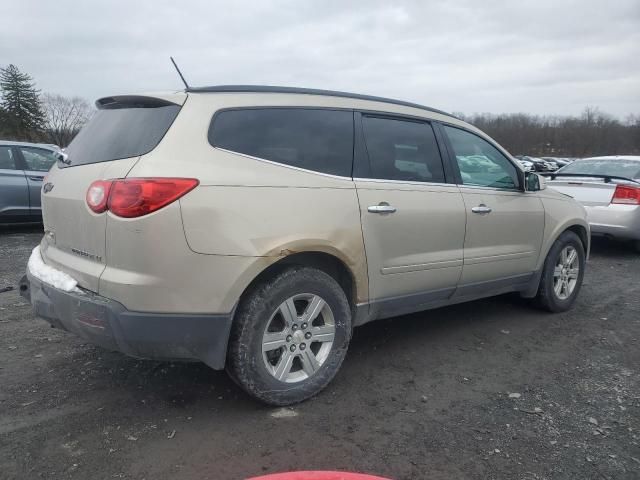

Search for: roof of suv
xmin=186 ymin=85 xmax=455 ymax=119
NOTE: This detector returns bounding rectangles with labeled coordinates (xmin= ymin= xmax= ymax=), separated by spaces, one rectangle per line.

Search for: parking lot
xmin=0 ymin=225 xmax=637 ymax=480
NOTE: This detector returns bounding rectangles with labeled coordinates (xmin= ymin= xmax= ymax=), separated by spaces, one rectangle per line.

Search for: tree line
xmin=457 ymin=109 xmax=640 ymax=157
xmin=0 ymin=64 xmax=93 ymax=147
xmin=1 ymin=64 xmax=639 ymax=156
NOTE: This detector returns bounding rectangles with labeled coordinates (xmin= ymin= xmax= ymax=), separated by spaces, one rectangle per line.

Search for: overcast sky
xmin=2 ymin=0 xmax=639 ymax=117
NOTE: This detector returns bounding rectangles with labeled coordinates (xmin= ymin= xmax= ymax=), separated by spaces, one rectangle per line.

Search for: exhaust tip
xmin=18 ymin=274 xmax=30 ymax=302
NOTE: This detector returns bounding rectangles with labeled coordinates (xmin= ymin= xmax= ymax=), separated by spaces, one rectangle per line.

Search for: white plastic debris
xmin=28 ymin=246 xmax=79 ymax=292
xmin=270 ymin=407 xmax=298 ymax=418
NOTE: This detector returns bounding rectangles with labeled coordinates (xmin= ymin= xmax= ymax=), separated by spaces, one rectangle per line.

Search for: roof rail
xmin=185 ymin=85 xmax=455 ymax=118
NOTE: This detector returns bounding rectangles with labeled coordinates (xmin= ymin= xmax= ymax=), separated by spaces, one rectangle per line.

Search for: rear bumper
xmin=585 ymin=204 xmax=640 ymax=240
xmin=19 ymin=272 xmax=233 ymax=369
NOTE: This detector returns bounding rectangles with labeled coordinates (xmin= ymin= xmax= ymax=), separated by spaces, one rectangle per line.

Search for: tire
xmin=226 ymin=266 xmax=352 ymax=406
xmin=634 ymin=240 xmax=640 ymax=253
xmin=535 ymin=230 xmax=586 ymax=312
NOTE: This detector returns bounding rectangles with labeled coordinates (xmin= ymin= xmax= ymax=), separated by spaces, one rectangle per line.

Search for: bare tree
xmin=42 ymin=93 xmax=93 ymax=147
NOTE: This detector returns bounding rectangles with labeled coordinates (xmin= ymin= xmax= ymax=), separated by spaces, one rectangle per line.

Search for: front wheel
xmin=226 ymin=266 xmax=352 ymax=405
xmin=535 ymin=231 xmax=586 ymax=312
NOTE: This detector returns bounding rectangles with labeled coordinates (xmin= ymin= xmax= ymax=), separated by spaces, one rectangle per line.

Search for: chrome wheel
xmin=553 ymin=246 xmax=580 ymax=300
xmin=262 ymin=293 xmax=335 ymax=383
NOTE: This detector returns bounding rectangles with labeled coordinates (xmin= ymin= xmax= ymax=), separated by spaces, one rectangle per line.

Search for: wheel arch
xmin=523 ymin=220 xmax=590 ymax=299
xmin=566 ymin=224 xmax=590 ymax=258
xmin=537 ymin=217 xmax=590 ymax=271
xmin=234 ymin=251 xmax=362 ymax=315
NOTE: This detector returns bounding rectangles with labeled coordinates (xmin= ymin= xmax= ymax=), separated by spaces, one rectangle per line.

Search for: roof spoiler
xmin=96 ymin=95 xmax=180 ymax=110
xmin=540 ymin=172 xmax=640 ymax=184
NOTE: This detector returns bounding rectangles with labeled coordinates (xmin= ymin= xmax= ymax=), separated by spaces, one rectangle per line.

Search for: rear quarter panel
xmin=178 ymin=183 xmax=368 ymax=303
xmin=100 ymin=201 xmax=275 ymax=313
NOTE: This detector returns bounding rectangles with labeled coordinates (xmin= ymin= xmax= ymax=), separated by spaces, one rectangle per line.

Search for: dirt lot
xmin=0 ymin=225 xmax=638 ymax=480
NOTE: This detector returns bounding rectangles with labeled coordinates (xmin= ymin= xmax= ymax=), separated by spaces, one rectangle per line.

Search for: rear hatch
xmin=40 ymin=94 xmax=185 ymax=292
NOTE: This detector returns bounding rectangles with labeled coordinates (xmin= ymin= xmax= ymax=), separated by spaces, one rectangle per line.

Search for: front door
xmin=441 ymin=125 xmax=545 ymax=292
xmin=354 ymin=114 xmax=466 ymax=318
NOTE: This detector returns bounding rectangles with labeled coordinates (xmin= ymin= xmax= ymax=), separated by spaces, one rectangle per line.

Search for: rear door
xmin=354 ymin=113 xmax=466 ymax=318
xmin=16 ymin=146 xmax=58 ymax=218
xmin=440 ymin=124 xmax=545 ymax=291
xmin=40 ymin=95 xmax=184 ymax=292
xmin=0 ymin=145 xmax=29 ymax=221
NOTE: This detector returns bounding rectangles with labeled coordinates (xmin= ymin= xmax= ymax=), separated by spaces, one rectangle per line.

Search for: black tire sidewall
xmin=227 ymin=267 xmax=351 ymax=405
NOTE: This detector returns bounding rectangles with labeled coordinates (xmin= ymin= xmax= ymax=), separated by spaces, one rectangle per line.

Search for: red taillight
xmin=611 ymin=184 xmax=640 ymax=205
xmin=86 ymin=180 xmax=113 ymax=213
xmin=108 ymin=178 xmax=199 ymax=218
xmin=86 ymin=178 xmax=198 ymax=217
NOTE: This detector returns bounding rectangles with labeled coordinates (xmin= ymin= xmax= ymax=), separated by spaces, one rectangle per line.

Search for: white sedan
xmin=544 ymin=156 xmax=640 ymax=252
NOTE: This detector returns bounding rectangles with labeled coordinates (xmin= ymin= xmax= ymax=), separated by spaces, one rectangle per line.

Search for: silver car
xmin=545 ymin=156 xmax=640 ymax=251
xmin=0 ymin=141 xmax=59 ymax=224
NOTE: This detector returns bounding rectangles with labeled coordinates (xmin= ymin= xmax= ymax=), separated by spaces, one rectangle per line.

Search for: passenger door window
xmin=361 ymin=116 xmax=445 ymax=183
xmin=209 ymin=108 xmax=353 ymax=177
xmin=0 ymin=146 xmax=17 ymax=170
xmin=19 ymin=147 xmax=57 ymax=172
xmin=444 ymin=126 xmax=519 ymax=189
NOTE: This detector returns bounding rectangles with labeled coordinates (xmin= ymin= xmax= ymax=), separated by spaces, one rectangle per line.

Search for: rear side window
xmin=361 ymin=116 xmax=445 ymax=183
xmin=0 ymin=146 xmax=16 ymax=170
xmin=64 ymin=101 xmax=180 ymax=166
xmin=209 ymin=108 xmax=353 ymax=177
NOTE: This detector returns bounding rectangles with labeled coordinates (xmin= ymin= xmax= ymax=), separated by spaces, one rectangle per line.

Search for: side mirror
xmin=526 ymin=172 xmax=546 ymax=191
xmin=55 ymin=150 xmax=70 ymax=165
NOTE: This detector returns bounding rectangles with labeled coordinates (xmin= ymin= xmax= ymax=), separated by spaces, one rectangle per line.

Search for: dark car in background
xmin=541 ymin=157 xmax=574 ymax=168
xmin=514 ymin=155 xmax=559 ymax=172
xmin=0 ymin=141 xmax=59 ymax=224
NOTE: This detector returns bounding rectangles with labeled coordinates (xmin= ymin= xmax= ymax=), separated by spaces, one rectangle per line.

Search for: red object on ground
xmin=248 ymin=472 xmax=391 ymax=480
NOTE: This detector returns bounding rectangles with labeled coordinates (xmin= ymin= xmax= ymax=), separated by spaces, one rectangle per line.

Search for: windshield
xmin=64 ymin=103 xmax=180 ymax=166
xmin=558 ymin=159 xmax=640 ymax=179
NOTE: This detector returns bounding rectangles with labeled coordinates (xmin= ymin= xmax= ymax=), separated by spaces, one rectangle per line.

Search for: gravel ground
xmin=0 ymin=225 xmax=638 ymax=480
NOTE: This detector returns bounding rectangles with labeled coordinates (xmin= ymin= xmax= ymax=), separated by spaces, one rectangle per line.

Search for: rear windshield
xmin=64 ymin=103 xmax=180 ymax=166
xmin=559 ymin=159 xmax=640 ymax=179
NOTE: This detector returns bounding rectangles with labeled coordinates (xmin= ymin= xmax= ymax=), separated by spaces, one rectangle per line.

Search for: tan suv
xmin=20 ymin=86 xmax=590 ymax=405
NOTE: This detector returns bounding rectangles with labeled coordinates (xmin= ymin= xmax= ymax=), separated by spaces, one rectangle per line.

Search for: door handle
xmin=471 ymin=204 xmax=492 ymax=214
xmin=28 ymin=176 xmax=43 ymax=181
xmin=368 ymin=203 xmax=397 ymax=214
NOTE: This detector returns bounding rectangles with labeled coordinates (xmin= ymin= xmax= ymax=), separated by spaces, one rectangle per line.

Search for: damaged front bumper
xmin=19 ymin=271 xmax=233 ymax=369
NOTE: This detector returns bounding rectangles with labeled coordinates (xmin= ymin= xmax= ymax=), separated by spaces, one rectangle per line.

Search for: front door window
xmin=444 ymin=126 xmax=519 ymax=189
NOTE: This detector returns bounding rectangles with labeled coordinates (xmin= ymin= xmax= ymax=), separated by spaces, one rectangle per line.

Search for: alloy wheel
xmin=262 ymin=293 xmax=335 ymax=383
xmin=553 ymin=246 xmax=580 ymax=300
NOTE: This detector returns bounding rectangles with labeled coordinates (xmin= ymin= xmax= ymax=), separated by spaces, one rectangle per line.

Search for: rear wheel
xmin=535 ymin=231 xmax=585 ymax=312
xmin=226 ymin=266 xmax=351 ymax=405
xmin=634 ymin=240 xmax=640 ymax=253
